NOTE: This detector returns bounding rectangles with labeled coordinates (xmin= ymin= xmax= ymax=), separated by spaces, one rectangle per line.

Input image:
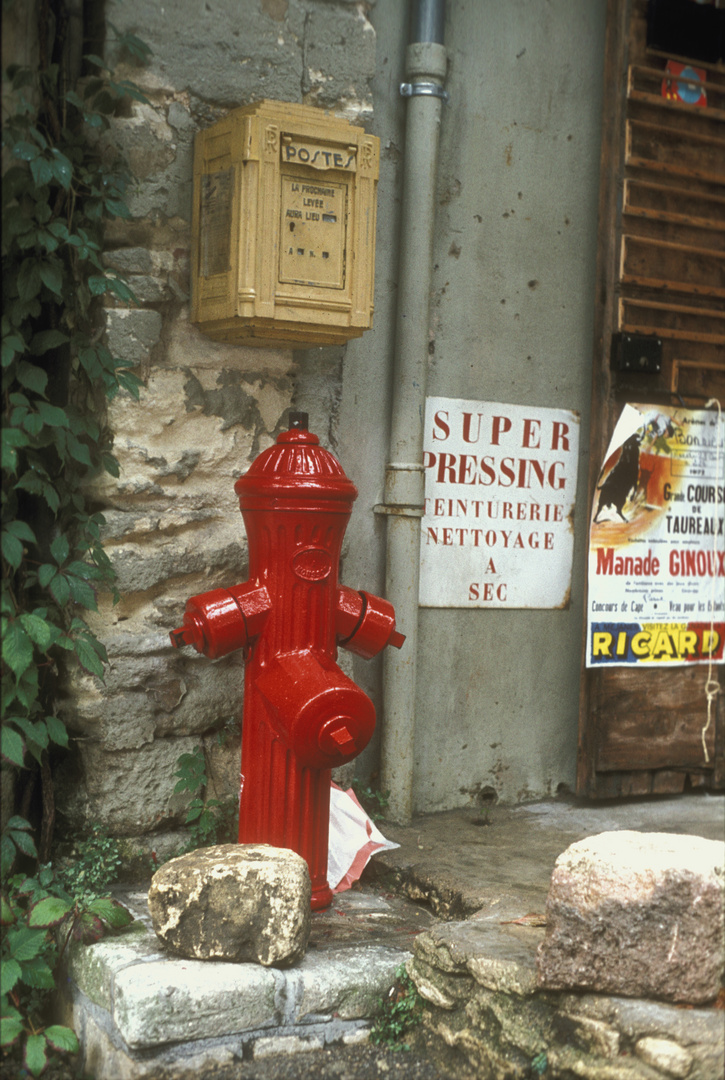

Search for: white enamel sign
xmin=419 ymin=397 xmax=580 ymax=608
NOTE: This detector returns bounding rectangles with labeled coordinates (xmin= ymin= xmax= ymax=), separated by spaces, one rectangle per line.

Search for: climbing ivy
xmin=1 ymin=3 xmax=149 ymax=1072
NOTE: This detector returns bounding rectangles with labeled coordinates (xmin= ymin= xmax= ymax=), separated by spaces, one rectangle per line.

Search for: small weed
xmin=56 ymin=826 xmax=122 ymax=901
xmin=351 ymin=780 xmax=390 ymax=822
xmin=174 ymin=745 xmax=236 ymax=852
xmin=371 ymin=964 xmax=423 ymax=1050
xmin=531 ymin=1050 xmax=548 ymax=1076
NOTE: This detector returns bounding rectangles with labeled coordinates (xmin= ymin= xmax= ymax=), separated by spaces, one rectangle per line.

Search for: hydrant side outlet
xmin=170 ymin=419 xmax=403 ymax=910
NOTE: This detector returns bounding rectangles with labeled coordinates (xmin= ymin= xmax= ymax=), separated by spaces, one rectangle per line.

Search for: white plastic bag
xmin=327 ymin=783 xmax=399 ymax=893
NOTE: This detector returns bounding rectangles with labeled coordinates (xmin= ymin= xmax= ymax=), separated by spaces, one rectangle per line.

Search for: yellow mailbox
xmin=192 ymin=100 xmax=379 ymax=347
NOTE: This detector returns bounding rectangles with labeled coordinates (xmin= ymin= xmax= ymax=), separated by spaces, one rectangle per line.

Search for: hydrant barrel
xmin=170 ymin=416 xmax=403 ymax=910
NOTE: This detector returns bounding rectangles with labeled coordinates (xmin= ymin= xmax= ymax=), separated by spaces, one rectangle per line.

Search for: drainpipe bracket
xmin=400 ymin=81 xmax=450 ymax=104
xmin=374 ymin=504 xmax=424 ymax=518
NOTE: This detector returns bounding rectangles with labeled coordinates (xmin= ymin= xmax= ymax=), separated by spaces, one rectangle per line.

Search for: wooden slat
xmin=620 ymin=234 xmax=725 ymax=298
xmin=672 ymin=359 xmax=725 ymax=401
xmin=626 ymin=119 xmax=725 ymax=185
xmin=619 ymin=297 xmax=725 ymax=346
xmin=595 ymin=667 xmax=717 ymax=772
xmin=628 ymin=64 xmax=725 ymax=121
xmin=651 ymin=770 xmax=686 ymax=794
xmin=623 ymin=179 xmax=725 ymax=233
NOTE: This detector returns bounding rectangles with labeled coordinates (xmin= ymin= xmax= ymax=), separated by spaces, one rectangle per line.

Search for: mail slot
xmin=191 ymin=100 xmax=379 ymax=347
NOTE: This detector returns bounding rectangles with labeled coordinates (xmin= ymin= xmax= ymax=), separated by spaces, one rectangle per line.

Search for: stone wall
xmin=54 ymin=0 xmax=377 ymax=855
xmin=407 ymin=910 xmax=725 ymax=1080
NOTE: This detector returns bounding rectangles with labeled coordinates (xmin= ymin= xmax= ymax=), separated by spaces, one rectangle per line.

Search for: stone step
xmin=62 ymin=885 xmax=434 ymax=1079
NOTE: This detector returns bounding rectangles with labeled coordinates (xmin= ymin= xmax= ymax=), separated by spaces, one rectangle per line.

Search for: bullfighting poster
xmin=586 ymin=403 xmax=724 ymax=667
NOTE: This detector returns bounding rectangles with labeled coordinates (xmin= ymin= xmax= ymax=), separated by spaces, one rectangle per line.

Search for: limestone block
xmin=536 ymin=831 xmax=725 ymax=1003
xmin=92 ymin=366 xmax=282 ymax=514
xmin=113 ymin=957 xmax=277 ymax=1048
xmin=303 ymin=5 xmax=375 ymax=116
xmin=253 ymin=1034 xmax=324 ymax=1058
xmin=55 ymin=737 xmax=196 ymax=836
xmin=635 ymin=1037 xmax=693 ymax=1079
xmin=105 ymin=308 xmax=162 ymax=365
xmin=148 ymin=844 xmax=311 ymax=966
xmin=104 ymin=2 xmax=306 ymax=104
xmin=59 ymin=646 xmax=243 ymax=748
xmin=293 ymin=946 xmax=406 ymax=1021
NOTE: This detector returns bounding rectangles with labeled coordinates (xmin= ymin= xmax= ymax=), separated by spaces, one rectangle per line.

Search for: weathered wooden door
xmin=577 ymin=0 xmax=724 ymax=797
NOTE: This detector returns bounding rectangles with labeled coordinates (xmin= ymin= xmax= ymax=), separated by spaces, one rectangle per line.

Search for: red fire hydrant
xmin=170 ymin=413 xmax=404 ymax=909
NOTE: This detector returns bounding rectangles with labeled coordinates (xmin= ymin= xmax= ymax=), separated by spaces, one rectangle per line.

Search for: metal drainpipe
xmin=379 ymin=0 xmax=448 ymax=824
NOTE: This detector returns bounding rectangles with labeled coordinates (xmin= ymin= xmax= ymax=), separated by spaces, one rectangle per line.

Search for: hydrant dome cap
xmin=234 ymin=426 xmax=358 ymax=503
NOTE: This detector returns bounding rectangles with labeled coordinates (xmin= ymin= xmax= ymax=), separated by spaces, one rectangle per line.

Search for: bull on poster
xmin=420 ymin=397 xmax=579 ymax=608
xmin=587 ymin=403 xmax=725 ymax=667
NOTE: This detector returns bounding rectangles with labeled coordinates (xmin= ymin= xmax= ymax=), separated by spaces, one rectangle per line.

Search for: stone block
xmin=113 ymin=958 xmax=277 ymax=1048
xmin=55 ymin=737 xmax=196 ymax=836
xmin=635 ymin=1037 xmax=693 ymax=1079
xmin=253 ymin=1033 xmax=324 ymax=1058
xmin=536 ymin=831 xmax=725 ymax=1003
xmin=105 ymin=308 xmax=162 ymax=365
xmin=148 ymin=844 xmax=311 ymax=966
xmin=293 ymin=946 xmax=405 ymax=1021
xmin=68 ymin=925 xmax=165 ymax=1012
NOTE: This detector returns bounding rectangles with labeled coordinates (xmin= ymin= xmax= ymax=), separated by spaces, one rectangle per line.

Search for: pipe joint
xmin=405 ymin=41 xmax=447 ymax=82
xmin=384 ymin=462 xmax=425 ymax=510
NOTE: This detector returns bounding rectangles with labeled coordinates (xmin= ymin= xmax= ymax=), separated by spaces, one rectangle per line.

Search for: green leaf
xmin=9 ymin=828 xmax=37 ymax=858
xmin=87 ymin=275 xmax=109 ymax=296
xmin=36 ymin=401 xmax=68 ymax=427
xmin=68 ymin=575 xmax=97 ymax=609
xmin=17 ymin=260 xmax=42 ymax=302
xmin=1 ymin=531 xmax=24 ymax=570
xmin=24 ymin=1032 xmax=48 ymax=1077
xmin=1 ymin=894 xmax=15 ymax=925
xmin=84 ymin=53 xmax=109 ymax=70
xmin=28 ymin=896 xmax=72 ymax=928
xmin=19 ymin=613 xmax=53 ymax=651
xmin=13 ymin=140 xmax=40 ymax=161
xmin=4 ymin=816 xmax=33 ymax=831
xmin=49 ymin=574 xmax=71 ymax=607
xmin=2 ymin=331 xmax=26 ymax=367
xmin=39 ymin=260 xmax=64 ymax=297
xmin=38 ymin=564 xmax=56 ymax=587
xmin=16 ymin=360 xmax=48 ymax=395
xmin=45 ymin=715 xmax=69 ymax=747
xmin=5 ymin=520 xmax=37 ymax=543
xmin=104 ymin=198 xmax=131 ymax=219
xmin=102 ymin=452 xmax=120 ymax=477
xmin=67 ymin=433 xmax=93 ymax=467
xmin=87 ymin=897 xmax=114 ymax=922
xmin=30 ymin=329 xmax=69 ymax=354
xmin=0 ymin=1016 xmax=23 ymax=1048
xmin=2 ymin=622 xmax=33 ymax=677
xmin=30 ymin=156 xmax=53 ymax=186
xmin=73 ymin=636 xmax=105 ymax=678
xmin=19 ymin=958 xmax=55 ymax=990
xmin=50 ymin=149 xmax=73 ymax=189
xmin=1 ymin=728 xmax=25 ymax=767
xmin=1 ymin=958 xmax=21 ymax=995
xmin=44 ymin=1026 xmax=79 ymax=1054
xmin=7 ymin=927 xmax=46 ymax=962
xmin=50 ymin=534 xmax=70 ymax=565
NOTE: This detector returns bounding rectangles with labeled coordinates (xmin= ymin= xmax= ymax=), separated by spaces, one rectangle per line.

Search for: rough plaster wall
xmin=54 ymin=0 xmax=377 ymax=847
xmin=415 ymin=0 xmax=607 ymax=808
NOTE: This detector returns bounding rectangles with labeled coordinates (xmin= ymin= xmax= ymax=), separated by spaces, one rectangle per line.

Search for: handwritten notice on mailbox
xmin=419 ymin=397 xmax=580 ymax=608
